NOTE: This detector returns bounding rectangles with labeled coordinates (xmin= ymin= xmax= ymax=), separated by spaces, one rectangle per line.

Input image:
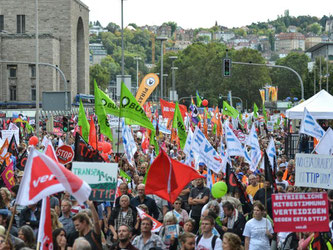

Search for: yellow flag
xmin=135 ymin=73 xmax=159 ymax=106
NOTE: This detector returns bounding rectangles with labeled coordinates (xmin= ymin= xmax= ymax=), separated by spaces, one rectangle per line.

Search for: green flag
xmin=204 ymin=107 xmax=211 ymax=119
xmin=119 ymin=82 xmax=155 ymax=131
xmin=262 ymin=102 xmax=268 ymax=122
xmin=253 ymin=103 xmax=258 ymax=118
xmin=119 ymin=169 xmax=131 ymax=183
xmin=78 ymin=99 xmax=90 ymax=142
xmin=222 ymin=101 xmax=239 ymax=118
xmin=196 ymin=91 xmax=202 ymax=107
xmin=172 ymin=102 xmax=187 ymax=149
xmin=97 ymin=87 xmax=120 ymax=116
xmin=94 ymin=81 xmax=113 ymax=141
xmin=150 ymin=130 xmax=159 ymax=155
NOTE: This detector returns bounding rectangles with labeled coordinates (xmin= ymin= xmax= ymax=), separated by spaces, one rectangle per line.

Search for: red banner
xmin=160 ymin=99 xmax=187 ymax=119
xmin=272 ymin=192 xmax=329 ymax=232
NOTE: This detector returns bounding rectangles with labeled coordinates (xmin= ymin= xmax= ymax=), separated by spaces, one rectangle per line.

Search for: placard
xmin=272 ymin=192 xmax=329 ymax=232
xmin=72 ymin=162 xmax=118 ymax=201
xmin=295 ymin=153 xmax=333 ymax=189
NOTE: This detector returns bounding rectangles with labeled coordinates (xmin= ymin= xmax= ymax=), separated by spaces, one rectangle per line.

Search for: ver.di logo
xmin=146 ymin=77 xmax=155 ymax=87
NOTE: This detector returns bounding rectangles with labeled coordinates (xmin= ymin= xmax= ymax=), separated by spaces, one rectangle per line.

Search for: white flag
xmin=225 ymin=124 xmax=246 ymax=158
xmin=299 ymin=108 xmax=325 ymax=139
xmin=246 ymin=124 xmax=261 ymax=171
xmin=121 ymin=120 xmax=137 ymax=166
xmin=8 ymin=123 xmax=19 ymax=131
xmin=184 ymin=129 xmax=194 ymax=166
xmin=314 ymin=127 xmax=333 ymax=155
xmin=266 ymin=137 xmax=276 ymax=168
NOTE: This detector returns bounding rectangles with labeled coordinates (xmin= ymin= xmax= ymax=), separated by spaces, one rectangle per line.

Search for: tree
xmin=106 ymin=22 xmax=120 ymax=33
xmin=166 ymin=21 xmax=177 ymax=35
xmin=307 ymin=23 xmax=321 ymax=34
xmin=270 ymin=52 xmax=309 ymax=100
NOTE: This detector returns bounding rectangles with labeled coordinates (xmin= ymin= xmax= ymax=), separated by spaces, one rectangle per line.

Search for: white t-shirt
xmin=196 ymin=234 xmax=223 ymax=250
xmin=243 ymin=217 xmax=273 ymax=250
xmin=276 ymin=179 xmax=289 ymax=190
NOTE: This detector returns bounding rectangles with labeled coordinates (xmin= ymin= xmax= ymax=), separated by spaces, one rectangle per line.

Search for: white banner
xmin=191 ymin=127 xmax=222 ymax=174
xmin=1 ymin=130 xmax=19 ymax=145
xmin=72 ymin=162 xmax=118 ymax=201
xmin=295 ymin=153 xmax=333 ymax=189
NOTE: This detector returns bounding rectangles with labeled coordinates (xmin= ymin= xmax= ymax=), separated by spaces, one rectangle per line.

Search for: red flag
xmin=37 ymin=197 xmax=53 ymax=249
xmin=16 ymin=146 xmax=91 ymax=205
xmin=89 ymin=117 xmax=97 ymax=150
xmin=136 ymin=207 xmax=162 ymax=233
xmin=145 ymin=149 xmax=204 ymax=203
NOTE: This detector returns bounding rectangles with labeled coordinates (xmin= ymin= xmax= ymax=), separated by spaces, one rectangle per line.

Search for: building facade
xmin=275 ymin=32 xmax=305 ymax=52
xmin=0 ymin=0 xmax=89 ymax=108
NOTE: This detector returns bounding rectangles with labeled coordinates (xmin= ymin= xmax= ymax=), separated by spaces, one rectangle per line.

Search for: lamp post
xmin=156 ymin=37 xmax=167 ymax=100
xmin=134 ymin=56 xmax=141 ymax=90
xmin=169 ymin=56 xmax=178 ymax=101
xmin=163 ymin=74 xmax=168 ymax=99
xmin=35 ymin=0 xmax=40 ymax=134
xmin=121 ymin=0 xmax=125 ymax=82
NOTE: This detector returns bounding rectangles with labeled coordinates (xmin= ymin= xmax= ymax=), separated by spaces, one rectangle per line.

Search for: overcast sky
xmin=82 ymin=0 xmax=332 ymax=29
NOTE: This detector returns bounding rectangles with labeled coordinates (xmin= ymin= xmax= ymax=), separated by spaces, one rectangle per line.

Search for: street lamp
xmin=35 ymin=0 xmax=40 ymax=134
xmin=134 ymin=56 xmax=141 ymax=90
xmin=121 ymin=0 xmax=125 ymax=82
xmin=163 ymin=74 xmax=168 ymax=99
xmin=156 ymin=37 xmax=167 ymax=100
xmin=169 ymin=56 xmax=178 ymax=101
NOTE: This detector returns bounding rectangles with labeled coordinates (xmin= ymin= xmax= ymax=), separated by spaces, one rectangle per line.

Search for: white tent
xmin=286 ymin=90 xmax=333 ymax=119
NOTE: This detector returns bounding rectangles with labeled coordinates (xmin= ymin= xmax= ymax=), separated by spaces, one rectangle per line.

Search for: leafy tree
xmin=106 ymin=22 xmax=120 ymax=33
xmin=307 ymin=23 xmax=321 ymax=34
xmin=270 ymin=52 xmax=309 ymax=100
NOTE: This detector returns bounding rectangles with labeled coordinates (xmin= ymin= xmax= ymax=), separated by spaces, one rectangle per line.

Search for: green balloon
xmin=211 ymin=181 xmax=228 ymax=198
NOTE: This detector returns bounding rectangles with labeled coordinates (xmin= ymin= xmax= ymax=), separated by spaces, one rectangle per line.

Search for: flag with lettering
xmin=74 ymin=133 xmax=104 ymax=162
xmin=120 ymin=82 xmax=155 ymax=131
xmin=299 ymin=108 xmax=325 ymax=139
xmin=136 ymin=207 xmax=162 ymax=233
xmin=96 ymin=85 xmax=120 ymax=116
xmin=16 ymin=145 xmax=91 ymax=205
xmin=17 ymin=150 xmax=28 ymax=171
xmin=224 ymin=125 xmax=247 ymax=159
xmin=8 ymin=135 xmax=19 ymax=159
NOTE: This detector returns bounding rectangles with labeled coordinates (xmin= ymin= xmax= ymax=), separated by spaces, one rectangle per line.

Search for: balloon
xmin=98 ymin=144 xmax=103 ymax=152
xmin=28 ymin=136 xmax=39 ymax=146
xmin=202 ymin=99 xmax=208 ymax=107
xmin=102 ymin=142 xmax=111 ymax=154
xmin=211 ymin=181 xmax=228 ymax=199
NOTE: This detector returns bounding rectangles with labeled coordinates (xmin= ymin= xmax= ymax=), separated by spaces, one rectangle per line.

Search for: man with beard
xmin=180 ymin=232 xmax=195 ymax=250
xmin=110 ymin=224 xmax=138 ymax=250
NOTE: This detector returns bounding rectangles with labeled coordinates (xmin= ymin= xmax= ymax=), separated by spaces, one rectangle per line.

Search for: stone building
xmin=0 ymin=0 xmax=89 ymax=108
xmin=274 ymin=32 xmax=305 ymax=52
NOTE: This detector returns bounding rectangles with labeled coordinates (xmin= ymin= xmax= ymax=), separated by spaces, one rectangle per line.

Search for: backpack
xmin=282 ymin=232 xmax=299 ymax=250
xmin=196 ymin=235 xmax=218 ymax=249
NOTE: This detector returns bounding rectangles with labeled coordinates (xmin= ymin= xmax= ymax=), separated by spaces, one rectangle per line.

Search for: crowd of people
xmin=0 ymin=114 xmax=331 ymax=250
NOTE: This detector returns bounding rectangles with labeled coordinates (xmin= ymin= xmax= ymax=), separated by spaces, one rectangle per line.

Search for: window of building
xmin=30 ymin=65 xmax=36 ymax=78
xmin=0 ymin=15 xmax=4 ymax=32
xmin=7 ymin=65 xmax=17 ymax=78
xmin=17 ymin=15 xmax=25 ymax=33
xmin=31 ymin=86 xmax=36 ymax=101
xmin=9 ymin=86 xmax=17 ymax=101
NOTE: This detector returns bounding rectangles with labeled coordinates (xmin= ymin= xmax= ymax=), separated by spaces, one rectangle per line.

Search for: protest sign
xmin=56 ymin=145 xmax=74 ymax=165
xmin=72 ymin=162 xmax=118 ymax=201
xmin=160 ymin=99 xmax=187 ymax=119
xmin=272 ymin=192 xmax=329 ymax=232
xmin=295 ymin=153 xmax=333 ymax=189
xmin=191 ymin=127 xmax=222 ymax=173
xmin=1 ymin=130 xmax=19 ymax=145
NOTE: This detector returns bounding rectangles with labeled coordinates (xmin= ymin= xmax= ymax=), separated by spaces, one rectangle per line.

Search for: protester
xmin=221 ymin=201 xmax=246 ymax=241
xmin=53 ymin=228 xmax=67 ymax=250
xmin=59 ymin=199 xmax=76 ymax=235
xmin=159 ymin=211 xmax=183 ymax=249
xmin=130 ymin=184 xmax=159 ymax=219
xmin=179 ymin=232 xmax=196 ymax=250
xmin=132 ymin=217 xmax=165 ymax=249
xmin=243 ymin=201 xmax=274 ymax=250
xmin=222 ymin=232 xmax=243 ymax=250
xmin=110 ymin=224 xmax=138 ymax=250
xmin=195 ymin=216 xmax=222 ymax=249
xmin=18 ymin=225 xmax=36 ymax=249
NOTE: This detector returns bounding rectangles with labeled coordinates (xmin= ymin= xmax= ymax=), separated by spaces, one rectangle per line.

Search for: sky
xmin=82 ymin=0 xmax=332 ymax=29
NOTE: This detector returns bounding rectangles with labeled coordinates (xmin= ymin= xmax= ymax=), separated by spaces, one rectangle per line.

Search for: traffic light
xmin=62 ymin=116 xmax=69 ymax=132
xmin=223 ymin=58 xmax=232 ymax=77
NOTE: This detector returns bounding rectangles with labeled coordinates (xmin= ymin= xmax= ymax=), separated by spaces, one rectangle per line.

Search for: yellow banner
xmin=135 ymin=73 xmax=160 ymax=106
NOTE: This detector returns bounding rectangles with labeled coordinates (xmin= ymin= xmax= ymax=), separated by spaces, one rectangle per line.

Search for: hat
xmin=17 ymin=171 xmax=24 ymax=177
xmin=0 ymin=209 xmax=11 ymax=217
xmin=199 ymin=162 xmax=205 ymax=167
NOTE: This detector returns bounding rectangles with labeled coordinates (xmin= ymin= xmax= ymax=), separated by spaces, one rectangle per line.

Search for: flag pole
xmin=36 ymin=241 xmax=40 ymax=250
xmin=5 ymin=204 xmax=16 ymax=241
xmin=265 ymin=184 xmax=268 ymax=229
